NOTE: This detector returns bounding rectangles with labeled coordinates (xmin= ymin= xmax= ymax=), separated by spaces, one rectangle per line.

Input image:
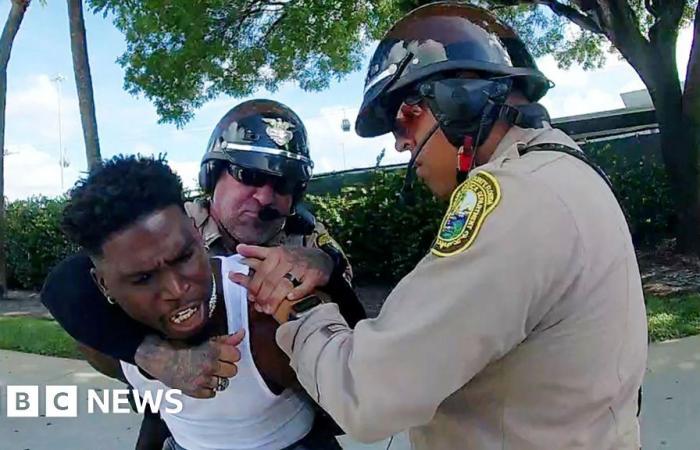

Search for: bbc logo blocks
xmin=4 ymin=386 xmax=78 ymax=418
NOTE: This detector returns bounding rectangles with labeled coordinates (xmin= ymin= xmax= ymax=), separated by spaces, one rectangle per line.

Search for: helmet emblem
xmin=262 ymin=118 xmax=295 ymax=147
xmin=221 ymin=121 xmax=254 ymax=147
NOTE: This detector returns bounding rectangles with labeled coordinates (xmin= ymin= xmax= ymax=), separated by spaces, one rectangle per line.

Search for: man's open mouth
xmin=170 ymin=304 xmax=201 ymax=324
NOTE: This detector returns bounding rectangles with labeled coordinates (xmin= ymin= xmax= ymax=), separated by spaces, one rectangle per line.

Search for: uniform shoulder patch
xmin=432 ymin=171 xmax=501 ymax=257
xmin=316 ymin=232 xmax=335 ymax=248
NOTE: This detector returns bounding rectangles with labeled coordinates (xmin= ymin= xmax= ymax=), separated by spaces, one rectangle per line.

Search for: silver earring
xmin=89 ymin=269 xmax=114 ymax=305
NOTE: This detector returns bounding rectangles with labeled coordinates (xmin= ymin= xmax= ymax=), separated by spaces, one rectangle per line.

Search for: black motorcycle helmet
xmin=199 ymin=99 xmax=313 ymax=201
xmin=355 ymin=2 xmax=551 ymax=139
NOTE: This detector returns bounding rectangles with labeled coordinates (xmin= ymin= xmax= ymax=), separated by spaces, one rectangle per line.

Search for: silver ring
xmin=283 ymin=272 xmax=301 ymax=287
xmin=214 ymin=376 xmax=229 ymax=392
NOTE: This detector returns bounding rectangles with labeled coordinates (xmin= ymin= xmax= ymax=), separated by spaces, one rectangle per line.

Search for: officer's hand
xmin=134 ymin=330 xmax=245 ymax=399
xmin=230 ymin=244 xmax=333 ymax=314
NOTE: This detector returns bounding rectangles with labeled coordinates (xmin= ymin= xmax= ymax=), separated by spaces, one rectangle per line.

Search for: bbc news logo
xmin=2 ymin=386 xmax=183 ymax=417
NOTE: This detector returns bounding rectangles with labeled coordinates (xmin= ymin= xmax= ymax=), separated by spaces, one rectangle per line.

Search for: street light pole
xmin=50 ymin=74 xmax=66 ymax=190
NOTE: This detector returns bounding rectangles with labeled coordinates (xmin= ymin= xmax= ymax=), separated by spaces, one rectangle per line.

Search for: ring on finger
xmin=283 ymin=272 xmax=302 ymax=287
xmin=214 ymin=376 xmax=229 ymax=392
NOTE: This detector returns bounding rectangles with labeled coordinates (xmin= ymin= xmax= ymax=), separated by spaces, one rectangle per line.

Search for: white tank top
xmin=121 ymin=255 xmax=314 ymax=450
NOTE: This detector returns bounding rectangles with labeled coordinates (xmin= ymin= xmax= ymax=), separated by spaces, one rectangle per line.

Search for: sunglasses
xmin=392 ymin=92 xmax=423 ymax=140
xmin=225 ymin=165 xmax=299 ymax=196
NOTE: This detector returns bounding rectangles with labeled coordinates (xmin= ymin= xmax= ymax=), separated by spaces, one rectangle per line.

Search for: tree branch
xmin=0 ymin=1 xmax=29 ymax=68
xmin=491 ymin=0 xmax=604 ymax=34
xmin=592 ymin=0 xmax=652 ymax=73
xmin=261 ymin=0 xmax=297 ymax=42
xmin=644 ymin=0 xmax=659 ymax=19
xmin=539 ymin=0 xmax=604 ymax=34
xmin=648 ymin=0 xmax=685 ymax=49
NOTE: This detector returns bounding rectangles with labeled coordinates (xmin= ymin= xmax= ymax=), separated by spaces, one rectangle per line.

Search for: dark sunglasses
xmin=226 ymin=164 xmax=299 ymax=196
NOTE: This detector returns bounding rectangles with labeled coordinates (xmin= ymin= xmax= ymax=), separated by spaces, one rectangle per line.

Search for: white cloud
xmin=131 ymin=142 xmax=158 ymax=155
xmin=535 ymin=24 xmax=694 ymax=118
xmin=541 ymin=88 xmax=624 ymax=118
xmin=5 ymin=74 xmax=81 ymax=144
xmin=537 ymin=55 xmax=590 ymax=89
xmin=2 ymin=137 xmax=200 ymax=200
xmin=120 ymin=142 xmax=201 ymax=191
xmin=5 ymin=144 xmax=81 ymax=201
xmin=170 ymin=160 xmax=201 ymax=191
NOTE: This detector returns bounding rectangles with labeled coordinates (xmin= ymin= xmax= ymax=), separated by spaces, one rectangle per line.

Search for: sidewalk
xmin=640 ymin=334 xmax=700 ymax=449
xmin=1 ymin=335 xmax=698 ymax=449
xmin=0 ymin=350 xmax=409 ymax=450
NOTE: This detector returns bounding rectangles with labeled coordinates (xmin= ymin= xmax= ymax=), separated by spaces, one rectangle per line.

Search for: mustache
xmin=257 ymin=206 xmax=287 ymax=221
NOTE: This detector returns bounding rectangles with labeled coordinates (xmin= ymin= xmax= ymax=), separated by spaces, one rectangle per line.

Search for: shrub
xmin=307 ymin=170 xmax=446 ymax=283
xmin=586 ymin=143 xmax=673 ymax=245
xmin=5 ymin=196 xmax=76 ymax=290
xmin=0 ymin=143 xmax=675 ymax=290
xmin=308 ymin=144 xmax=674 ymax=283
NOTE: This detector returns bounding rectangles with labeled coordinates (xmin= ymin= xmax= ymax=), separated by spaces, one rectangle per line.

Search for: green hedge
xmin=586 ymin=143 xmax=673 ymax=245
xmin=307 ymin=170 xmax=446 ymax=283
xmin=5 ymin=196 xmax=77 ymax=290
xmin=308 ymin=145 xmax=674 ymax=283
xmin=2 ymin=146 xmax=673 ymax=289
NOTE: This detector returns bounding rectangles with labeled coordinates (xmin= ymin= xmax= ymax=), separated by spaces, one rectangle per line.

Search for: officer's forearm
xmin=277 ymin=304 xmax=412 ymax=443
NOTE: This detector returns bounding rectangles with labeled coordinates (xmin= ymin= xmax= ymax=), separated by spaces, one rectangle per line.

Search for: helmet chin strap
xmin=455 ymin=102 xmax=494 ymax=184
xmin=399 ymin=121 xmax=441 ymax=206
xmin=454 ymin=100 xmax=533 ymax=184
xmin=399 ymin=113 xmax=488 ymax=205
xmin=399 ymin=99 xmax=549 ymax=205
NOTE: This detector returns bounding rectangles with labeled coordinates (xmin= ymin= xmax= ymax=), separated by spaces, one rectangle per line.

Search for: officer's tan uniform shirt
xmin=276 ymin=125 xmax=648 ymax=449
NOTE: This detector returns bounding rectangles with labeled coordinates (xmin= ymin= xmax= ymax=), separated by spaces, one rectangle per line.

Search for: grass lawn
xmin=646 ymin=294 xmax=700 ymax=342
xmin=0 ymin=294 xmax=698 ymax=359
xmin=0 ymin=316 xmax=82 ymax=359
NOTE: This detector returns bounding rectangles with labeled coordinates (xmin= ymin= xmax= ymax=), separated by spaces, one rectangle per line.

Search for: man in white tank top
xmin=59 ymin=155 xmax=342 ymax=450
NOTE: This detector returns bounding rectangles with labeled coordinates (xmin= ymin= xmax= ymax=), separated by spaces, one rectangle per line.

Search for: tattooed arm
xmin=134 ymin=332 xmax=244 ymax=399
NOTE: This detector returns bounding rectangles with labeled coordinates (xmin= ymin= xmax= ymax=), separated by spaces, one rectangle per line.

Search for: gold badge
xmin=432 ymin=171 xmax=501 ymax=257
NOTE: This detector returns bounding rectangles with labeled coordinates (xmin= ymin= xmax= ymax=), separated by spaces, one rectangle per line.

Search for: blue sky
xmin=1 ymin=1 xmax=693 ymax=200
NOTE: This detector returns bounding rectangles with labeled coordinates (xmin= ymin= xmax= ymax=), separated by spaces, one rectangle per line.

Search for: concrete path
xmin=1 ymin=335 xmax=699 ymax=449
xmin=640 ymin=334 xmax=700 ymax=450
xmin=0 ymin=350 xmax=408 ymax=449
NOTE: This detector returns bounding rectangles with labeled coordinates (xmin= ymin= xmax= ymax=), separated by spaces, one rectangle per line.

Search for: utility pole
xmin=51 ymin=74 xmax=66 ymax=189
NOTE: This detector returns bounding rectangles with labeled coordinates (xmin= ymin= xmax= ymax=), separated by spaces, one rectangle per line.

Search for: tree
xmin=497 ymin=0 xmax=700 ymax=254
xmin=91 ymin=0 xmax=699 ymax=251
xmin=68 ymin=0 xmax=101 ymax=171
xmin=0 ymin=0 xmax=33 ymax=299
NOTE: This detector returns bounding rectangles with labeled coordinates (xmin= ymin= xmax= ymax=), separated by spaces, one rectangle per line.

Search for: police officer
xmin=240 ymin=4 xmax=647 ymax=449
xmin=42 ymin=99 xmax=365 ymax=449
